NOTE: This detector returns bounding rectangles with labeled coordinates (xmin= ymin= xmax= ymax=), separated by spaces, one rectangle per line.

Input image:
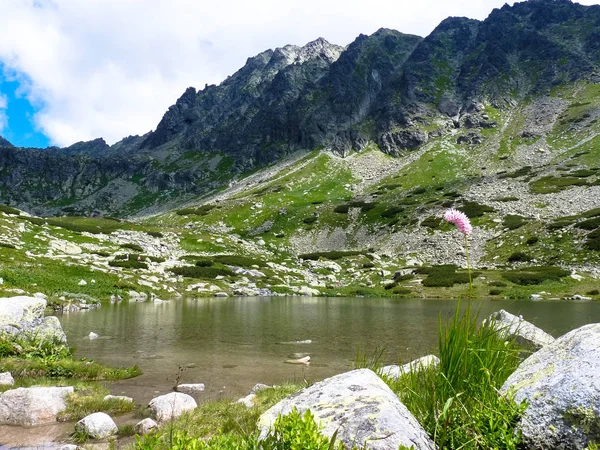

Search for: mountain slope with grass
xmin=0 ymin=0 xmax=599 ymax=299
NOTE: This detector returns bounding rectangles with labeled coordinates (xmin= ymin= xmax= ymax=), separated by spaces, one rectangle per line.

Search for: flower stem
xmin=464 ymin=234 xmax=472 ymax=303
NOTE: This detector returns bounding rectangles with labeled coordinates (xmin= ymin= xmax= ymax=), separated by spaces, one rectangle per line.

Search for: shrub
xmin=586 ymin=289 xmax=600 ymax=296
xmin=195 ymin=258 xmax=214 ymax=267
xmin=460 ymin=201 xmax=495 ymax=218
xmin=502 ymin=266 xmax=569 ymax=285
xmin=421 ymin=216 xmax=442 ymax=229
xmin=392 ymin=287 xmax=412 ymax=295
xmin=526 ymin=236 xmax=539 ymax=245
xmin=147 ymin=231 xmax=164 ymax=238
xmin=0 ymin=242 xmax=16 ymax=249
xmin=492 ymin=196 xmax=519 ymax=202
xmin=171 ymin=266 xmax=234 ymax=279
xmin=213 ymin=255 xmax=265 ymax=267
xmin=0 ymin=204 xmax=20 ymax=215
xmin=299 ymin=251 xmax=363 ymax=261
xmin=347 ymin=201 xmax=376 ymax=212
xmin=575 ymin=217 xmax=600 ymax=230
xmin=508 ymin=252 xmax=532 ymax=262
xmin=503 ymin=215 xmax=528 ymax=230
xmin=362 ymin=262 xmax=375 ymax=269
xmin=489 ymin=289 xmax=503 ymax=296
xmin=499 ymin=166 xmax=532 ymax=179
xmin=303 ymin=216 xmax=318 ymax=224
xmin=488 ymin=281 xmax=507 ymax=287
xmin=120 ymin=243 xmax=144 ymax=252
xmin=92 ymin=250 xmax=111 ymax=257
xmin=109 ymin=259 xmax=148 ymax=270
xmin=333 ymin=204 xmax=349 ymax=214
xmin=46 ymin=217 xmax=123 ymax=234
xmin=381 ymin=207 xmax=404 ymax=219
xmin=20 ymin=216 xmax=46 ymax=226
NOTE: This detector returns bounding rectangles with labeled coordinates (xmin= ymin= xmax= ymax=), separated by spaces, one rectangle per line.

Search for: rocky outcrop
xmin=148 ymin=392 xmax=197 ymax=423
xmin=380 ymin=355 xmax=440 ymax=380
xmin=485 ymin=309 xmax=554 ymax=351
xmin=258 ymin=368 xmax=435 ymax=450
xmin=501 ymin=323 xmax=600 ymax=449
xmin=0 ymin=296 xmax=67 ymax=343
xmin=0 ymin=386 xmax=74 ymax=426
xmin=377 ymin=130 xmax=428 ymax=156
xmin=75 ymin=412 xmax=118 ymax=439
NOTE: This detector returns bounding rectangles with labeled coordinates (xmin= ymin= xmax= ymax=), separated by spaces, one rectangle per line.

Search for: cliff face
xmin=0 ymin=0 xmax=599 ymax=216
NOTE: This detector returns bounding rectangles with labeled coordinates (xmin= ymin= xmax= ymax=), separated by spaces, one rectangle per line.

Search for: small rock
xmin=214 ymin=292 xmax=229 ymax=297
xmin=380 ymin=355 xmax=440 ymax=380
xmin=78 ymin=280 xmax=87 ymax=286
xmin=250 ymin=383 xmax=270 ymax=394
xmin=175 ymin=383 xmax=205 ymax=395
xmin=75 ymin=412 xmax=118 ymax=439
xmin=88 ymin=332 xmax=99 ymax=340
xmin=284 ymin=356 xmax=310 ymax=365
xmin=0 ymin=372 xmax=14 ymax=386
xmin=135 ymin=417 xmax=158 ymax=434
xmin=103 ymin=394 xmax=133 ymax=403
xmin=149 ymin=392 xmax=197 ymax=423
xmin=236 ymin=393 xmax=256 ymax=408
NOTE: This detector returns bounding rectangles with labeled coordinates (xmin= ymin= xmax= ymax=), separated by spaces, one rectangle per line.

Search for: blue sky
xmin=0 ymin=0 xmax=598 ymax=149
xmin=0 ymin=65 xmax=49 ymax=148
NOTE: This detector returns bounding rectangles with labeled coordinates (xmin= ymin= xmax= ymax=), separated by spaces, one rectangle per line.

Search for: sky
xmin=0 ymin=0 xmax=598 ymax=149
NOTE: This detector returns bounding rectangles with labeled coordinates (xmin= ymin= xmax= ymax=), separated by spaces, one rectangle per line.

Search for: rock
xmin=250 ymin=383 xmax=270 ymax=394
xmin=50 ymin=240 xmax=82 ymax=255
xmin=175 ymin=383 xmax=205 ymax=395
xmin=485 ymin=309 xmax=554 ymax=351
xmin=0 ymin=386 xmax=74 ymax=425
xmin=501 ymin=323 xmax=600 ymax=449
xmin=103 ymin=394 xmax=133 ymax=403
xmin=0 ymin=372 xmax=14 ymax=386
xmin=529 ymin=294 xmax=542 ymax=300
xmin=110 ymin=294 xmax=123 ymax=303
xmin=572 ymin=294 xmax=592 ymax=301
xmin=377 ymin=130 xmax=428 ymax=156
xmin=284 ymin=356 xmax=310 ymax=365
xmin=57 ymin=445 xmax=81 ymax=450
xmin=214 ymin=292 xmax=229 ymax=297
xmin=258 ymin=369 xmax=435 ymax=450
xmin=75 ymin=412 xmax=118 ymax=439
xmin=297 ymin=286 xmax=320 ymax=297
xmin=148 ymin=392 xmax=197 ymax=423
xmin=236 ymin=393 xmax=256 ymax=408
xmin=88 ymin=331 xmax=99 ymax=339
xmin=78 ymin=279 xmax=87 ymax=286
xmin=457 ymin=131 xmax=482 ymax=145
xmin=0 ymin=296 xmax=67 ymax=343
xmin=135 ymin=417 xmax=158 ymax=434
xmin=380 ymin=355 xmax=440 ymax=380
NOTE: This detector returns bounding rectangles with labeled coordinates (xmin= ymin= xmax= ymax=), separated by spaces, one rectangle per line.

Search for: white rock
xmin=88 ymin=332 xmax=99 ymax=340
xmin=250 ymin=383 xmax=270 ymax=394
xmin=135 ymin=417 xmax=158 ymax=434
xmin=75 ymin=412 xmax=118 ymax=439
xmin=214 ymin=292 xmax=229 ymax=297
xmin=78 ymin=279 xmax=87 ymax=286
xmin=0 ymin=372 xmax=14 ymax=386
xmin=380 ymin=355 xmax=440 ymax=380
xmin=485 ymin=309 xmax=554 ymax=351
xmin=103 ymin=394 xmax=133 ymax=403
xmin=236 ymin=393 xmax=256 ymax=408
xmin=148 ymin=392 xmax=197 ymax=423
xmin=0 ymin=386 xmax=74 ymax=426
xmin=175 ymin=383 xmax=205 ymax=395
xmin=258 ymin=369 xmax=435 ymax=450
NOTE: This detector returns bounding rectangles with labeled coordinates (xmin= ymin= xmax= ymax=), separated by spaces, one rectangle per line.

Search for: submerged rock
xmin=501 ymin=323 xmax=600 ymax=449
xmin=149 ymin=392 xmax=197 ymax=423
xmin=380 ymin=355 xmax=440 ymax=380
xmin=75 ymin=412 xmax=118 ymax=439
xmin=0 ymin=386 xmax=74 ymax=426
xmin=485 ymin=309 xmax=554 ymax=351
xmin=258 ymin=368 xmax=435 ymax=449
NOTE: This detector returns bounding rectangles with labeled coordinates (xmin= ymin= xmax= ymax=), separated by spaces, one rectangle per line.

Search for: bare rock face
xmin=485 ymin=309 xmax=554 ymax=351
xmin=148 ymin=392 xmax=197 ymax=423
xmin=0 ymin=386 xmax=74 ymax=426
xmin=258 ymin=368 xmax=435 ymax=450
xmin=75 ymin=412 xmax=118 ymax=439
xmin=501 ymin=323 xmax=600 ymax=449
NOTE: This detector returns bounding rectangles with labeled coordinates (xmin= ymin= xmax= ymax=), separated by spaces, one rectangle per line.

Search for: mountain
xmin=0 ymin=0 xmax=597 ymax=219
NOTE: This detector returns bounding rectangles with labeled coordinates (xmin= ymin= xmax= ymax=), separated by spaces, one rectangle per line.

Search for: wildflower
xmin=443 ymin=208 xmax=473 ymax=236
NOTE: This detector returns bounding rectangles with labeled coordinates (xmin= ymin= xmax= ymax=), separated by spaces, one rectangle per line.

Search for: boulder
xmin=486 ymin=309 xmax=554 ymax=351
xmin=0 ymin=372 xmax=14 ymax=386
xmin=135 ymin=417 xmax=158 ymax=434
xmin=0 ymin=386 xmax=74 ymax=425
xmin=250 ymin=383 xmax=270 ymax=394
xmin=175 ymin=383 xmax=205 ymax=395
xmin=75 ymin=412 xmax=118 ymax=439
xmin=0 ymin=296 xmax=67 ymax=343
xmin=380 ymin=355 xmax=440 ymax=380
xmin=501 ymin=323 xmax=600 ymax=449
xmin=258 ymin=369 xmax=435 ymax=450
xmin=236 ymin=393 xmax=256 ymax=408
xmin=148 ymin=392 xmax=197 ymax=423
xmin=103 ymin=394 xmax=133 ymax=403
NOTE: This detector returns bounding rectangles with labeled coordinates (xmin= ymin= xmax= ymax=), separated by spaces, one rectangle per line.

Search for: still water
xmin=58 ymin=297 xmax=600 ymax=404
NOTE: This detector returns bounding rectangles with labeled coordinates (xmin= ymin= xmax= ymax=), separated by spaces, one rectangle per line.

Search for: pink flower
xmin=443 ymin=208 xmax=473 ymax=236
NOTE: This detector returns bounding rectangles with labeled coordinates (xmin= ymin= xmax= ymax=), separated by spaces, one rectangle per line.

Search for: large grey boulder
xmin=0 ymin=386 xmax=74 ymax=425
xmin=75 ymin=412 xmax=118 ymax=439
xmin=380 ymin=355 xmax=440 ymax=380
xmin=486 ymin=309 xmax=554 ymax=351
xmin=501 ymin=323 xmax=600 ymax=449
xmin=148 ymin=392 xmax=197 ymax=423
xmin=258 ymin=369 xmax=435 ymax=450
xmin=0 ymin=296 xmax=67 ymax=343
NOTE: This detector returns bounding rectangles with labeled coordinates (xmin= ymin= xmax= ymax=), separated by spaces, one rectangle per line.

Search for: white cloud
xmin=0 ymin=93 xmax=8 ymax=132
xmin=0 ymin=0 xmax=598 ymax=147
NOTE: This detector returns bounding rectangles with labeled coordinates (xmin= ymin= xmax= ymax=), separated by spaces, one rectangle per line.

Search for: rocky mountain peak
xmin=0 ymin=135 xmax=14 ymax=148
xmin=274 ymin=37 xmax=344 ymax=66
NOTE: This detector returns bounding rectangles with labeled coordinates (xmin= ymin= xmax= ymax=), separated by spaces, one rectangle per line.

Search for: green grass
xmin=59 ymin=388 xmax=135 ymax=421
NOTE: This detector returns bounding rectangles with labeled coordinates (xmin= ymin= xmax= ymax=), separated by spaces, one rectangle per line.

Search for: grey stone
xmin=485 ymin=309 xmax=554 ymax=351
xmin=250 ymin=383 xmax=270 ymax=394
xmin=75 ymin=412 xmax=118 ymax=439
xmin=103 ymin=394 xmax=133 ymax=403
xmin=0 ymin=296 xmax=67 ymax=343
xmin=149 ymin=392 xmax=197 ymax=423
xmin=175 ymin=383 xmax=205 ymax=395
xmin=236 ymin=393 xmax=256 ymax=408
xmin=380 ymin=355 xmax=440 ymax=380
xmin=0 ymin=386 xmax=74 ymax=426
xmin=258 ymin=369 xmax=435 ymax=450
xmin=501 ymin=323 xmax=600 ymax=449
xmin=0 ymin=372 xmax=14 ymax=386
xmin=135 ymin=417 xmax=158 ymax=434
